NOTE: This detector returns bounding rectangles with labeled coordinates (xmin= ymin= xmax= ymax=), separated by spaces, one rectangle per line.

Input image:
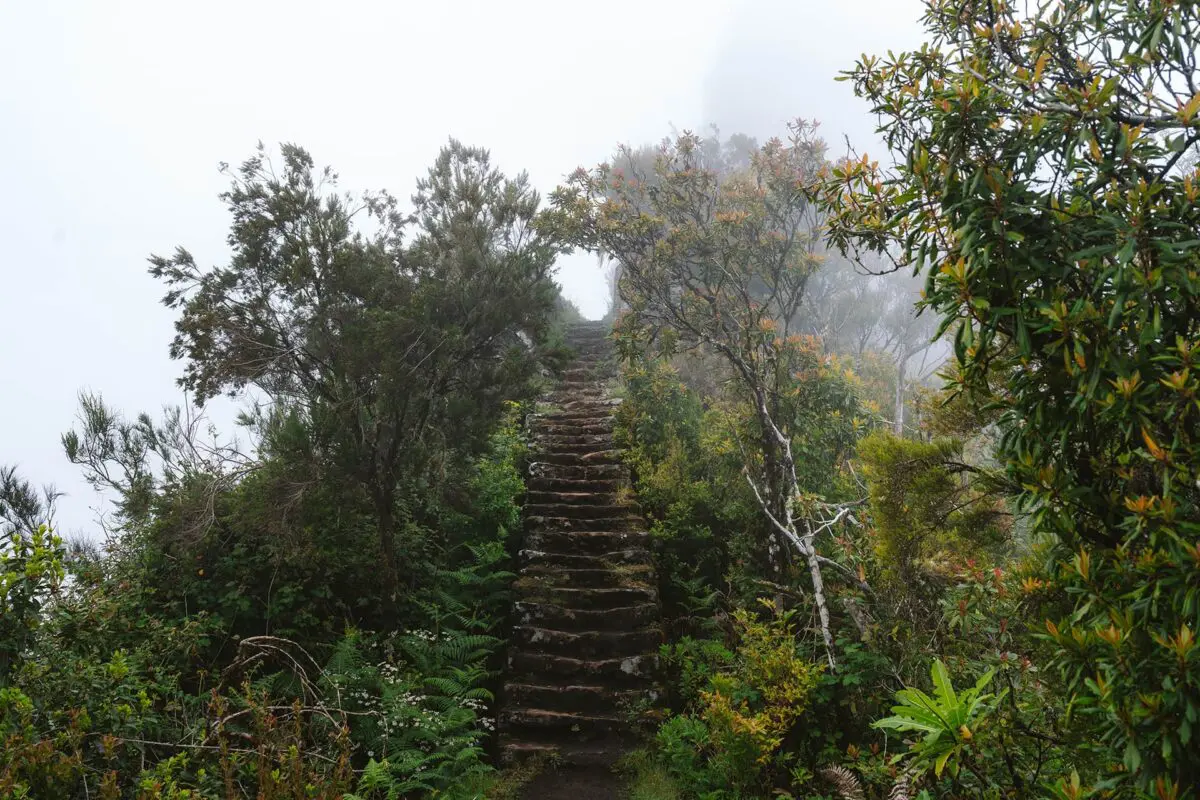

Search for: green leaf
xmin=934 ymin=748 xmax=953 ymax=777
xmin=931 ymin=660 xmax=957 ymax=710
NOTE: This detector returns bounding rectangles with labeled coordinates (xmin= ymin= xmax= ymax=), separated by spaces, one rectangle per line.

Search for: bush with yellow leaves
xmin=655 ymin=601 xmax=822 ymax=798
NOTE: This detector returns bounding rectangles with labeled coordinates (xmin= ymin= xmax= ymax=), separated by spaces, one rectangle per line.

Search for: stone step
xmin=559 ymin=399 xmax=622 ymax=412
xmin=517 ymin=585 xmax=658 ymax=611
xmin=499 ymin=740 xmax=624 ymax=768
xmin=524 ymin=503 xmax=638 ymax=521
xmin=530 ymin=421 xmax=615 ymax=437
xmin=519 ymin=564 xmax=654 ymax=589
xmin=513 ymin=601 xmax=659 ymax=632
xmin=499 ymin=708 xmax=627 ymax=742
xmin=533 ymin=411 xmax=615 ymax=424
xmin=526 ymin=516 xmax=645 ymax=533
xmin=525 ymin=491 xmax=626 ymax=507
xmin=530 ymin=424 xmax=616 ymax=439
xmin=512 ymin=625 xmax=662 ymax=658
xmin=534 ymin=434 xmax=615 ymax=449
xmin=546 ymin=393 xmax=609 ymax=406
xmin=529 ymin=462 xmax=625 ymax=481
xmin=536 ymin=450 xmax=622 ymax=466
xmin=504 ymin=683 xmax=653 ymax=715
xmin=536 ymin=441 xmax=619 ymax=457
xmin=567 ymin=359 xmax=614 ymax=370
xmin=519 ymin=548 xmax=653 ymax=570
xmin=524 ymin=529 xmax=648 ymax=554
xmin=563 ymin=367 xmax=614 ymax=381
xmin=507 ymin=651 xmax=657 ymax=687
xmin=527 ymin=477 xmax=623 ymax=494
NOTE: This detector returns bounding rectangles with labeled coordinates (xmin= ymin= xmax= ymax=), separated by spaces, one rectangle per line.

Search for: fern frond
xmin=819 ymin=765 xmax=865 ymax=800
xmin=888 ymin=774 xmax=912 ymax=800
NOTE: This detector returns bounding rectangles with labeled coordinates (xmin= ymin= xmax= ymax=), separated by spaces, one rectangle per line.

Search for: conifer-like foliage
xmin=149 ymin=142 xmax=563 ymax=587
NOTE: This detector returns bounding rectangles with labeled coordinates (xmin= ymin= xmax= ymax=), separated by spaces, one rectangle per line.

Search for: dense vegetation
xmin=3 ymin=0 xmax=1198 ymax=798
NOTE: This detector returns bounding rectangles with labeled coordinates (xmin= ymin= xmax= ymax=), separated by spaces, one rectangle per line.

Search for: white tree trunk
xmin=893 ymin=350 xmax=908 ymax=437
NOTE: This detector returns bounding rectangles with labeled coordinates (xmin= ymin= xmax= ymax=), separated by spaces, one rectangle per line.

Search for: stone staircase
xmin=499 ymin=322 xmax=661 ymax=768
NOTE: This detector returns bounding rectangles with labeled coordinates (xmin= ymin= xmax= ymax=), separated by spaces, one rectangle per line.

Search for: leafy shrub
xmin=656 ymin=603 xmax=822 ymax=798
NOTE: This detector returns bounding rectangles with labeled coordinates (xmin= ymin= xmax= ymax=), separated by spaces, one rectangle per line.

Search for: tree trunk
xmin=894 ymin=350 xmax=908 ymax=437
xmin=374 ymin=488 xmax=399 ymax=596
xmin=799 ymin=519 xmax=837 ymax=669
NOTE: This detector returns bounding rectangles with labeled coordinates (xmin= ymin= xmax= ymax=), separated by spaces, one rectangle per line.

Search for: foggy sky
xmin=0 ymin=0 xmax=924 ymax=538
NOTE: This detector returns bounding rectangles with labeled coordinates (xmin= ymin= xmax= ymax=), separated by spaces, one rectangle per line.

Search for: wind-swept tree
xmin=148 ymin=142 xmax=564 ymax=590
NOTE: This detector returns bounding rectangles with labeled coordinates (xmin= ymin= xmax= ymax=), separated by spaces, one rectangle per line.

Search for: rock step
xmin=512 ymin=626 xmax=662 ymax=658
xmin=519 ymin=564 xmax=654 ymax=589
xmin=534 ymin=434 xmax=614 ymax=449
xmin=536 ymin=450 xmax=622 ymax=466
xmin=526 ymin=516 xmax=645 ymax=533
xmin=516 ymin=585 xmax=658 ymax=611
xmin=559 ymin=399 xmax=621 ymax=412
xmin=505 ymin=683 xmax=654 ymax=715
xmin=533 ymin=411 xmax=615 ymax=424
xmin=527 ymin=477 xmax=623 ymax=494
xmin=535 ymin=402 xmax=618 ymax=416
xmin=529 ymin=462 xmax=624 ymax=481
xmin=518 ymin=548 xmax=653 ymax=570
xmin=564 ymin=361 xmax=614 ymax=373
xmin=530 ymin=421 xmax=614 ymax=436
xmin=525 ymin=491 xmax=627 ymax=507
xmin=499 ymin=740 xmax=624 ymax=768
xmin=546 ymin=393 xmax=609 ymax=406
xmin=563 ymin=367 xmax=614 ymax=381
xmin=524 ymin=503 xmax=638 ymax=521
xmin=507 ymin=651 xmax=657 ymax=688
xmin=548 ymin=382 xmax=608 ymax=392
xmin=524 ymin=529 xmax=648 ymax=554
xmin=499 ymin=708 xmax=627 ymax=741
xmin=513 ymin=601 xmax=659 ymax=631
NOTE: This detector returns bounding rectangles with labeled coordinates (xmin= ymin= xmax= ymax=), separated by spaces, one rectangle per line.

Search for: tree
xmin=0 ymin=466 xmax=63 ymax=684
xmin=798 ymin=260 xmax=941 ymax=434
xmin=148 ymin=142 xmax=564 ymax=590
xmin=822 ymin=0 xmax=1200 ymax=790
xmin=549 ymin=122 xmax=859 ymax=666
xmin=0 ymin=465 xmax=59 ymax=539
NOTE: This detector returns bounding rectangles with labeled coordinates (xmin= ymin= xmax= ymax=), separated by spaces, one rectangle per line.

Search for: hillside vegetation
xmin=3 ymin=1 xmax=1198 ymax=797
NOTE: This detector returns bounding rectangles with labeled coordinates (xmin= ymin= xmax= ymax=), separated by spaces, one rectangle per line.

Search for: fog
xmin=1 ymin=0 xmax=925 ymax=538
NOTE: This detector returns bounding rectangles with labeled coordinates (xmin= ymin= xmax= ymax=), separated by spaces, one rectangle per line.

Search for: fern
xmin=819 ymin=765 xmax=865 ymax=800
xmin=888 ymin=774 xmax=912 ymax=800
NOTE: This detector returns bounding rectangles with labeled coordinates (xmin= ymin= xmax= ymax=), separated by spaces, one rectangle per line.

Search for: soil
xmin=517 ymin=765 xmax=625 ymax=799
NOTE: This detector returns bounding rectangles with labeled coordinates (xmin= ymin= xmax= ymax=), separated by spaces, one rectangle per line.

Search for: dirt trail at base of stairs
xmin=517 ymin=765 xmax=625 ymax=799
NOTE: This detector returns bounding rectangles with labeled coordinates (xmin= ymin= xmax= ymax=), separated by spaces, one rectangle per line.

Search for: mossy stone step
xmin=524 ymin=504 xmax=639 ymax=522
xmin=507 ymin=651 xmax=658 ymax=687
xmin=535 ymin=450 xmax=623 ymax=466
xmin=523 ymin=530 xmax=648 ymax=554
xmin=512 ymin=626 xmax=662 ymax=658
xmin=504 ymin=683 xmax=654 ymax=715
xmin=512 ymin=601 xmax=659 ymax=632
xmin=498 ymin=708 xmax=628 ymax=741
xmin=518 ymin=548 xmax=653 ymax=570
xmin=517 ymin=585 xmax=658 ymax=611
xmin=525 ymin=490 xmax=625 ymax=506
xmin=528 ymin=462 xmax=625 ymax=481
xmin=518 ymin=564 xmax=654 ymax=589
xmin=527 ymin=477 xmax=623 ymax=494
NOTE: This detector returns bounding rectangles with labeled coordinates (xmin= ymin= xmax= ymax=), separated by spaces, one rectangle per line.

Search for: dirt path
xmin=517 ymin=765 xmax=626 ymax=799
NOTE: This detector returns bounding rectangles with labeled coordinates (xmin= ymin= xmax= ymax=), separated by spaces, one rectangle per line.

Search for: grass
xmin=619 ymin=750 xmax=682 ymax=800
